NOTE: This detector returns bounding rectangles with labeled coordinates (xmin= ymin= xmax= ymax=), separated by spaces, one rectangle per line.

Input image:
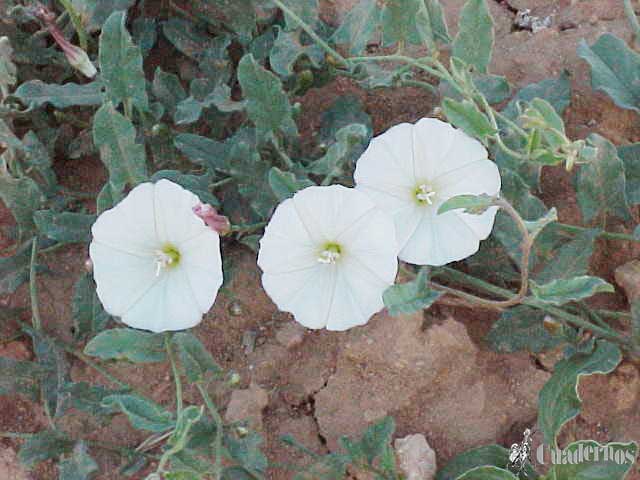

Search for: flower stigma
xmin=154 ymin=244 xmax=181 ymax=276
xmin=414 ymin=184 xmax=437 ymax=205
xmin=317 ymin=242 xmax=342 ymax=264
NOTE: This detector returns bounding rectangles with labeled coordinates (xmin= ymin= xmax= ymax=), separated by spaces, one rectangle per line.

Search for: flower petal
xmin=261 ymin=265 xmax=336 ymax=329
xmin=154 ymin=179 xmax=209 ymax=245
xmin=412 ymin=118 xmax=456 ymax=181
xmin=89 ymin=241 xmax=158 ymax=316
xmin=400 ymin=208 xmax=486 ymax=266
xmin=179 ymin=231 xmax=223 ymax=313
xmin=91 ymin=182 xmax=158 ymax=256
xmin=432 ymin=125 xmax=488 ymax=179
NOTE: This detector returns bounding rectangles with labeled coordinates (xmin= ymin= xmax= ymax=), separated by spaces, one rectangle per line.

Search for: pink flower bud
xmin=193 ymin=204 xmax=231 ymax=236
xmin=48 ymin=27 xmax=96 ymax=79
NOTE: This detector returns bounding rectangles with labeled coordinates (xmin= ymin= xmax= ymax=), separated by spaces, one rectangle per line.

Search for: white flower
xmin=257 ymin=185 xmax=398 ymax=331
xmin=354 ymin=118 xmax=501 ymax=266
xmin=89 ymin=179 xmax=223 ymax=332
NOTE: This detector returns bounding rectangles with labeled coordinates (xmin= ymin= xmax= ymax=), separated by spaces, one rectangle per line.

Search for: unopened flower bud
xmin=62 ymin=43 xmax=97 ymax=79
xmin=193 ymin=203 xmax=231 ymax=236
xmin=228 ymin=372 xmax=241 ymax=386
xmin=236 ymin=425 xmax=249 ymax=437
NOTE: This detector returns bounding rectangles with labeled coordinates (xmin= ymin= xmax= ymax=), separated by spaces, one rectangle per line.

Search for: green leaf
xmin=452 ymin=0 xmax=494 ymax=73
xmin=457 ymin=466 xmax=518 ymax=480
xmin=281 ymin=0 xmax=318 ymax=31
xmin=13 ymin=80 xmax=105 ymax=108
xmin=162 ymin=18 xmax=218 ymax=62
xmin=84 ymin=328 xmax=166 ymax=363
xmin=549 ymin=440 xmax=638 ymax=480
xmin=207 ymin=0 xmax=256 ymax=43
xmin=0 ymin=241 xmax=37 ymax=294
xmin=473 ymin=74 xmax=511 ymax=104
xmin=617 ymin=143 xmax=640 ymax=205
xmin=576 ymin=134 xmax=632 ymax=223
xmin=534 ymin=228 xmax=599 ymax=284
xmin=0 ymin=174 xmax=44 ymax=240
xmin=485 ymin=305 xmax=563 ymax=353
xmin=330 ymin=0 xmax=381 ymax=54
xmin=132 ymin=17 xmax=157 ymax=57
xmin=531 ymin=276 xmax=614 ymax=306
xmin=61 ymin=381 xmax=123 ymax=416
xmin=34 ymin=211 xmax=95 ymax=244
xmin=58 ymin=442 xmax=99 ymax=480
xmin=268 ymin=167 xmax=314 ymax=201
xmin=380 ymin=0 xmax=422 ymax=46
xmin=359 ymin=416 xmax=395 ymax=464
xmin=19 ymin=429 xmax=74 ymax=467
xmin=99 ymin=10 xmax=148 ymax=111
xmin=152 ymin=67 xmax=187 ymax=118
xmin=71 ymin=0 xmax=136 ymax=33
xmin=436 ymin=444 xmax=537 ymax=480
xmin=442 ymin=98 xmax=496 ymax=142
xmin=578 ymin=33 xmax=640 ymax=113
xmin=237 ymin=53 xmax=298 ymax=141
xmin=0 ymin=357 xmax=45 ymax=399
xmin=102 ymin=394 xmax=174 ymax=432
xmin=72 ymin=273 xmax=111 ymax=340
xmin=438 ymin=194 xmax=495 ymax=215
xmin=502 ymin=71 xmax=572 ymax=119
xmin=169 ymin=406 xmax=204 ymax=451
xmin=174 ymin=133 xmax=228 ymax=172
xmin=538 ymin=340 xmax=622 ymax=445
xmin=27 ymin=328 xmax=69 ymax=418
xmin=319 ymin=95 xmax=372 ymax=151
xmin=93 ymin=101 xmax=148 ymax=194
xmin=308 ymin=123 xmax=369 ymax=176
xmin=172 ymin=332 xmax=222 ymax=383
xmin=632 ymin=300 xmax=640 ymax=347
xmin=383 ymin=268 xmax=442 ymax=316
xmin=225 ymin=430 xmax=268 ymax=474
xmin=22 ymin=131 xmax=56 ymax=189
xmin=269 ymin=27 xmax=323 ymax=77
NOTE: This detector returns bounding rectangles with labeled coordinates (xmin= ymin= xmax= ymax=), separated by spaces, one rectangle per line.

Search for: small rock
xmin=394 ymin=434 xmax=437 ymax=480
xmin=242 ymin=330 xmax=258 ymax=354
xmin=225 ymin=383 xmax=269 ymax=431
xmin=0 ymin=341 xmax=31 ymax=361
xmin=0 ymin=447 xmax=29 ymax=480
xmin=615 ymin=260 xmax=640 ymax=302
xmin=275 ymin=322 xmax=306 ymax=350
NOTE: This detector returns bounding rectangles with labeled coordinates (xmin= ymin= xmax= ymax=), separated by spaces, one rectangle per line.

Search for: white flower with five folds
xmin=354 ymin=118 xmax=501 ymax=266
xmin=258 ymin=185 xmax=398 ymax=331
xmin=90 ymin=180 xmax=223 ymax=332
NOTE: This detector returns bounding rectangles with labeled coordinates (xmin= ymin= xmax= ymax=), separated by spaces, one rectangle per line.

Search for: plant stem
xmin=29 ymin=238 xmax=42 ymax=331
xmin=196 ymin=383 xmax=223 ymax=480
xmin=624 ymin=0 xmax=640 ymax=46
xmin=210 ymin=177 xmax=233 ymax=190
xmin=68 ymin=348 xmax=131 ymax=390
xmin=271 ymin=0 xmax=349 ymax=69
xmin=434 ymin=267 xmax=631 ymax=345
xmin=556 ymin=222 xmax=639 ymax=242
xmin=231 ymin=221 xmax=267 ymax=234
xmin=57 ymin=0 xmax=88 ymax=50
xmin=165 ymin=333 xmax=183 ymax=414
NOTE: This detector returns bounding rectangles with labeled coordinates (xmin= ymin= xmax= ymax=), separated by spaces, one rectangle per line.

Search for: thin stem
xmin=124 ymin=98 xmax=133 ymax=120
xmin=210 ymin=177 xmax=233 ymax=190
xmin=271 ymin=0 xmax=349 ymax=69
xmin=57 ymin=0 xmax=88 ymax=50
xmin=231 ymin=221 xmax=267 ymax=234
xmin=349 ymin=55 xmax=444 ymax=80
xmin=69 ymin=349 xmax=131 ymax=389
xmin=556 ymin=222 xmax=639 ymax=242
xmin=165 ymin=333 xmax=183 ymax=414
xmin=196 ymin=383 xmax=223 ymax=480
xmin=272 ymin=137 xmax=294 ymax=169
xmin=624 ymin=0 xmax=640 ymax=46
xmin=29 ymin=238 xmax=42 ymax=331
xmin=399 ymin=79 xmax=439 ymax=95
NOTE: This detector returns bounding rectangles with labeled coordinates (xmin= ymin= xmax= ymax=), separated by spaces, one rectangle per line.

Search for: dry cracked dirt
xmin=1 ymin=0 xmax=640 ymax=479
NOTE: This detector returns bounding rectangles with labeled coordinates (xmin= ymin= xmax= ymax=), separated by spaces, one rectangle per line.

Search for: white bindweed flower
xmin=258 ymin=185 xmax=398 ymax=331
xmin=354 ymin=118 xmax=501 ymax=266
xmin=90 ymin=180 xmax=223 ymax=332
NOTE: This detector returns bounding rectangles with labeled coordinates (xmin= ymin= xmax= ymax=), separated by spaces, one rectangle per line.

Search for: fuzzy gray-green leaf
xmin=172 ymin=332 xmax=222 ymax=383
xmin=84 ymin=328 xmax=166 ymax=363
xmin=617 ymin=142 xmax=640 ymax=205
xmin=485 ymin=306 xmax=563 ymax=353
xmin=101 ymin=394 xmax=174 ymax=432
xmin=531 ymin=276 xmax=614 ymax=306
xmin=578 ymin=33 xmax=640 ymax=113
xmin=14 ymin=80 xmax=105 ymax=108
xmin=576 ymin=134 xmax=632 ymax=223
xmin=268 ymin=167 xmax=314 ymax=201
xmin=538 ymin=340 xmax=621 ymax=445
xmin=452 ymin=0 xmax=494 ymax=73
xmin=330 ymin=0 xmax=381 ymax=54
xmin=99 ymin=11 xmax=148 ymax=110
xmin=383 ymin=269 xmax=442 ymax=316
xmin=93 ymin=102 xmax=148 ymax=193
xmin=34 ymin=210 xmax=95 ymax=244
xmin=237 ymin=53 xmax=297 ymax=141
xmin=442 ymin=98 xmax=496 ymax=141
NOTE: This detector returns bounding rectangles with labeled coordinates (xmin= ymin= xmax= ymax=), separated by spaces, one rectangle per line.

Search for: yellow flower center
xmin=317 ymin=242 xmax=342 ymax=264
xmin=154 ymin=243 xmax=180 ymax=276
xmin=414 ymin=183 xmax=437 ymax=205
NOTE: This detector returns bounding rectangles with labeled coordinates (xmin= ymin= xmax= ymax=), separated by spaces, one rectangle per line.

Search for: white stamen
xmin=416 ymin=184 xmax=436 ymax=205
xmin=317 ymin=249 xmax=341 ymax=264
xmin=154 ymin=250 xmax=173 ymax=276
